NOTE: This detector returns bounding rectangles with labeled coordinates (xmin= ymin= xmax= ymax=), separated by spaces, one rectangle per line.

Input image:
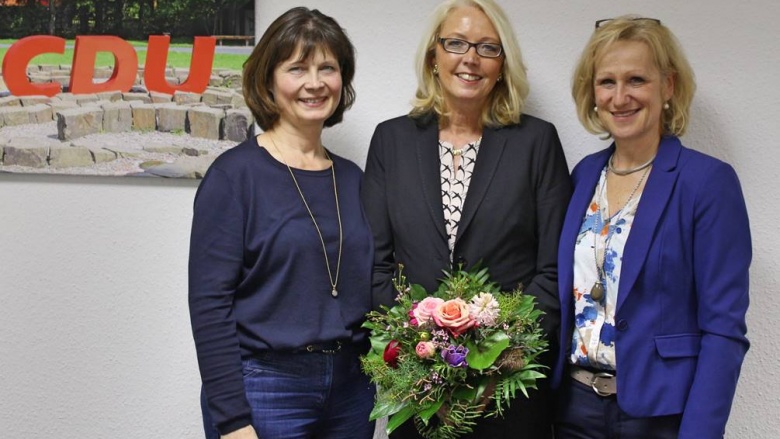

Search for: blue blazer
xmin=552 ymin=136 xmax=751 ymax=438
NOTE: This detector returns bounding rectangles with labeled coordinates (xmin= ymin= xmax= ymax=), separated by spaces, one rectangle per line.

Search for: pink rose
xmin=408 ymin=302 xmax=419 ymax=326
xmin=413 ymin=297 xmax=445 ymax=325
xmin=433 ymin=298 xmax=476 ymax=337
xmin=415 ymin=341 xmax=436 ymax=359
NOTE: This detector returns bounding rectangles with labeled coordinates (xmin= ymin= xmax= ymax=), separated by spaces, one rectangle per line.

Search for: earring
xmin=593 ymin=105 xmax=598 ymax=112
xmin=433 ymin=64 xmax=439 ymax=76
xmin=497 ymin=74 xmax=503 ymax=82
xmin=663 ymin=101 xmax=670 ymax=110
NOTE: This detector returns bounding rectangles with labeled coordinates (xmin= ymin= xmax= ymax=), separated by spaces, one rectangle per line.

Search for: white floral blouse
xmin=569 ymin=168 xmax=643 ymax=371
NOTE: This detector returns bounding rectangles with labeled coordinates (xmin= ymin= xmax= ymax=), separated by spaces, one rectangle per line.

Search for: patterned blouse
xmin=439 ymin=138 xmax=481 ymax=258
xmin=569 ymin=168 xmax=643 ymax=371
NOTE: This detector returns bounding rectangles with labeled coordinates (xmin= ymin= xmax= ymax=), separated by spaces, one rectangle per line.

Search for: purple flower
xmin=441 ymin=344 xmax=469 ymax=368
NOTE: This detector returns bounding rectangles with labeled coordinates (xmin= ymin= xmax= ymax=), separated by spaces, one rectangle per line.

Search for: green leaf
xmin=410 ymin=284 xmax=428 ymax=301
xmin=386 ymin=404 xmax=416 ymax=434
xmin=361 ymin=319 xmax=382 ymax=330
xmin=388 ymin=305 xmax=408 ymax=320
xmin=417 ymin=399 xmax=444 ymax=424
xmin=472 ymin=375 xmax=493 ymax=400
xmin=369 ymin=399 xmax=407 ymax=421
xmin=368 ymin=337 xmax=389 ymax=355
xmin=451 ymin=375 xmax=492 ymax=405
xmin=465 ymin=331 xmax=510 ymax=370
xmin=366 ymin=326 xmax=392 ymax=354
xmin=452 ymin=385 xmax=478 ymax=402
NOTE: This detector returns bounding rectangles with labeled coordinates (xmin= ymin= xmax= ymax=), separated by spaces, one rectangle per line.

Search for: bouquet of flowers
xmin=361 ymin=266 xmax=548 ymax=439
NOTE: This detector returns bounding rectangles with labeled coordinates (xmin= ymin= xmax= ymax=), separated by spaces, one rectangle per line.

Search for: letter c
xmin=2 ymin=36 xmax=65 ymax=97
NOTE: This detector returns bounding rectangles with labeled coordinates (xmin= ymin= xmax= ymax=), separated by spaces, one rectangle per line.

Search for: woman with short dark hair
xmin=189 ymin=7 xmax=375 ymax=439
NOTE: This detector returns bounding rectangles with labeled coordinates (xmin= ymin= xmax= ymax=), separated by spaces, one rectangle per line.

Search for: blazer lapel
xmin=455 ymin=127 xmax=506 ymax=242
xmin=560 ymin=148 xmax=612 ymax=304
xmin=415 ymin=121 xmax=448 ymax=242
xmin=616 ymin=136 xmax=683 ymax=312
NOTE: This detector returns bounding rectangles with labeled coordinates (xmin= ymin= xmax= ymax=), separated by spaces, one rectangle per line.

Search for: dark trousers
xmin=555 ymin=377 xmax=681 ymax=439
xmin=201 ymin=346 xmax=375 ymax=439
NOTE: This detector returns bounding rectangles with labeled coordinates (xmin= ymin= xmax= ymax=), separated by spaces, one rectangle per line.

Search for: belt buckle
xmin=306 ymin=341 xmax=342 ymax=354
xmin=591 ymin=371 xmax=615 ymax=396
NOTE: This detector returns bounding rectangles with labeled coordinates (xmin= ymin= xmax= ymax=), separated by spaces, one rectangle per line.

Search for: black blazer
xmin=361 ymin=114 xmax=572 ymax=337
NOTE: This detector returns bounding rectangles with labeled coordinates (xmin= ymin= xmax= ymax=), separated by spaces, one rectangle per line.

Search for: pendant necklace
xmin=591 ymin=158 xmax=652 ymax=301
xmin=269 ymin=135 xmax=343 ymax=298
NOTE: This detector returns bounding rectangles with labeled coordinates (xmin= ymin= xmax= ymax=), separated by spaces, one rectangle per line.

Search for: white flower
xmin=469 ymin=292 xmax=500 ymax=326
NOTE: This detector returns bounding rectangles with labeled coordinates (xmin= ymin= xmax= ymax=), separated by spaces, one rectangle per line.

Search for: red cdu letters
xmin=69 ymin=36 xmax=138 ymax=94
xmin=144 ymin=35 xmax=217 ymax=95
xmin=2 ymin=36 xmax=66 ymax=97
xmin=1 ymin=35 xmax=217 ymax=96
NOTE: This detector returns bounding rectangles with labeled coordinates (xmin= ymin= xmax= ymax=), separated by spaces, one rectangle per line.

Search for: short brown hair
xmin=242 ymin=7 xmax=356 ymax=130
xmin=572 ymin=16 xmax=696 ymax=137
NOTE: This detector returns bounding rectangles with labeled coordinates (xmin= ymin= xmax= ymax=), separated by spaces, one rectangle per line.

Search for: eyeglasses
xmin=438 ymin=37 xmax=503 ymax=58
xmin=595 ymin=18 xmax=661 ymax=29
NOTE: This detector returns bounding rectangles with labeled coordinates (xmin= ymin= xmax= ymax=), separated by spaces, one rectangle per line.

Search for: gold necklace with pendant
xmin=591 ymin=161 xmax=651 ymax=301
xmin=268 ymin=134 xmax=343 ymax=298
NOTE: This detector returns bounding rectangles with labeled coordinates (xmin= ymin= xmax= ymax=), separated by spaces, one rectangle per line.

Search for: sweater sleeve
xmin=188 ymin=166 xmax=253 ymax=435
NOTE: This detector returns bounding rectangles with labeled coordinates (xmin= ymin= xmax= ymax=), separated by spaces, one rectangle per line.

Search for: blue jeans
xmin=201 ymin=346 xmax=375 ymax=439
xmin=555 ymin=377 xmax=681 ymax=439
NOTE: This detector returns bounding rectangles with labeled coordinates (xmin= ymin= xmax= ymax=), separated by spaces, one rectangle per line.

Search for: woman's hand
xmin=221 ymin=425 xmax=259 ymax=439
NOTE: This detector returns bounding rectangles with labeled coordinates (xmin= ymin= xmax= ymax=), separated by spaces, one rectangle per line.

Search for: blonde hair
xmin=409 ymin=0 xmax=529 ymax=128
xmin=572 ymin=16 xmax=696 ymax=137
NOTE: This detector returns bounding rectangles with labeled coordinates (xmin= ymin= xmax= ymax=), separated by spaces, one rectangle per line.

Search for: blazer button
xmin=455 ymin=256 xmax=468 ymax=267
xmin=616 ymin=319 xmax=629 ymax=331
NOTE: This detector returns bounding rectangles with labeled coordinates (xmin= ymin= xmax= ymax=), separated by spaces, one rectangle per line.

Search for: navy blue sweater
xmin=188 ymin=138 xmax=374 ymax=434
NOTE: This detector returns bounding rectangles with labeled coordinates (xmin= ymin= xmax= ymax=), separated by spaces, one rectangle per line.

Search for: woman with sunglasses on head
xmin=189 ymin=7 xmax=375 ymax=439
xmin=553 ymin=16 xmax=751 ymax=439
xmin=361 ymin=0 xmax=572 ymax=437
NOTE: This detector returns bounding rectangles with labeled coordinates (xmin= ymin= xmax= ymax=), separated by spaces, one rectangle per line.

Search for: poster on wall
xmin=0 ymin=0 xmax=255 ymax=179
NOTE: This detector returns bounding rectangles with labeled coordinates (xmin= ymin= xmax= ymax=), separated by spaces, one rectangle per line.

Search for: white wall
xmin=0 ymin=1 xmax=777 ymax=437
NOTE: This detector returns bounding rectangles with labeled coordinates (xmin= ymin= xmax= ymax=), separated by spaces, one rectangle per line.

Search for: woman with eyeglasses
xmin=361 ymin=0 xmax=571 ymax=437
xmin=553 ymin=16 xmax=751 ymax=439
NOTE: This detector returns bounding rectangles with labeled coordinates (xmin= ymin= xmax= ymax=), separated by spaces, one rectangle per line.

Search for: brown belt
xmin=570 ymin=366 xmax=617 ymax=396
